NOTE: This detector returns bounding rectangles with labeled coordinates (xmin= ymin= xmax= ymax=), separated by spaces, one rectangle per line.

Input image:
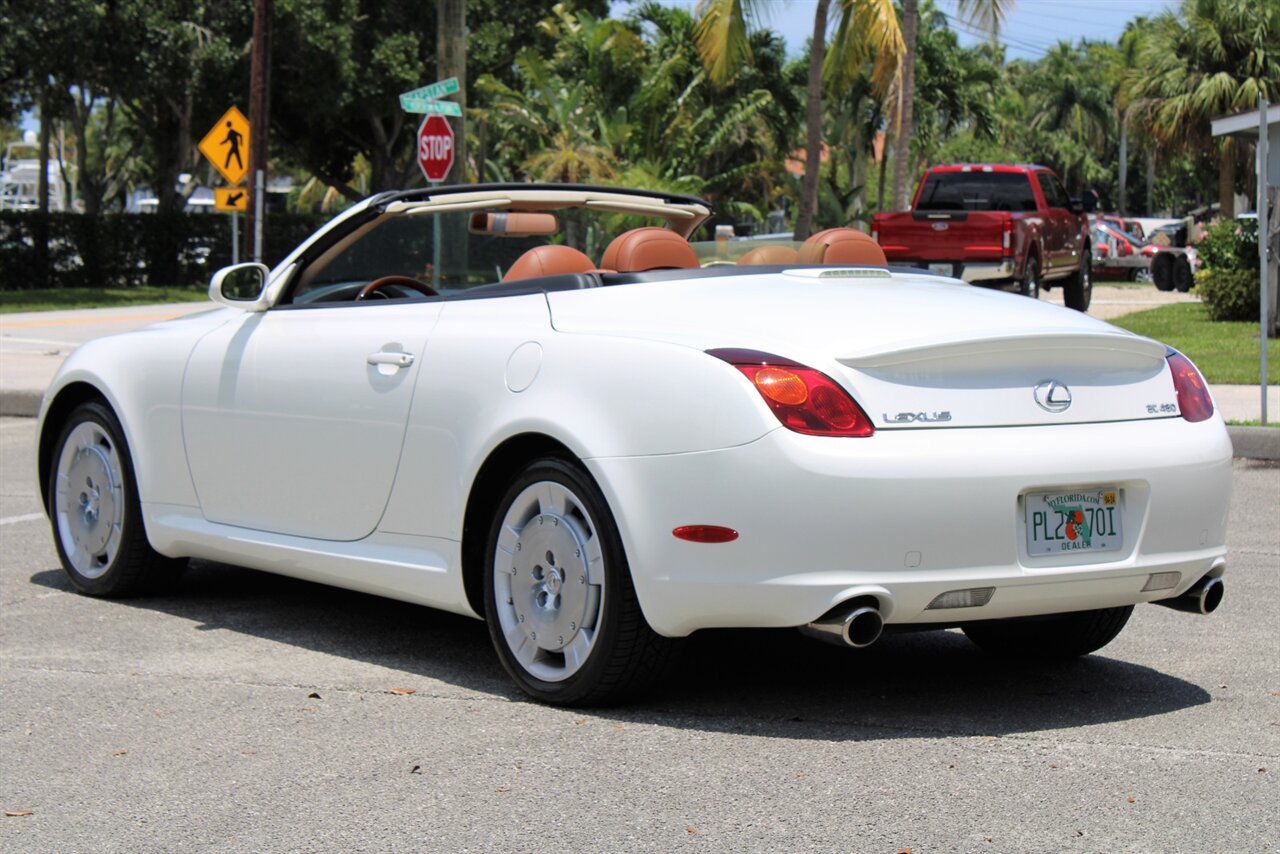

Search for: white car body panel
xmin=35 ymin=186 xmax=1233 ymax=655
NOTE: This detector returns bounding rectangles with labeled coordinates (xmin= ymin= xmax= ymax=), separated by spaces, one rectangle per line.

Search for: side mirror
xmin=1074 ymin=193 xmax=1097 ymax=214
xmin=209 ymin=263 xmax=270 ymax=312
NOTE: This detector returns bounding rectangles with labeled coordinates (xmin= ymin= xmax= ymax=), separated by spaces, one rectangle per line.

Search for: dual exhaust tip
xmin=804 ymin=574 xmax=1223 ymax=649
xmin=801 ymin=599 xmax=884 ymax=649
xmin=1155 ymin=574 xmax=1224 ymax=615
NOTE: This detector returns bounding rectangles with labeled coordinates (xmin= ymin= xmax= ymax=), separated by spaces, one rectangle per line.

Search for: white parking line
xmin=0 ymin=512 xmax=45 ymax=526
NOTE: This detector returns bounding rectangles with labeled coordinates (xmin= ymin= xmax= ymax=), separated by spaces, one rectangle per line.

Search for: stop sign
xmin=417 ymin=115 xmax=455 ymax=183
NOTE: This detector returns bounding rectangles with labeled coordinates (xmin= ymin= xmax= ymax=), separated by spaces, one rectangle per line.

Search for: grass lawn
xmin=1111 ymin=303 xmax=1279 ymax=385
xmin=0 ymin=286 xmax=208 ymax=314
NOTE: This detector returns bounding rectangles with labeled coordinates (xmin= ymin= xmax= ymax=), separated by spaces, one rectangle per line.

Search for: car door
xmin=1034 ymin=172 xmax=1073 ymax=274
xmin=181 ymin=300 xmax=442 ymax=541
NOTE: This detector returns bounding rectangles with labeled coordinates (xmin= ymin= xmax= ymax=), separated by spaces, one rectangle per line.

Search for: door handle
xmin=366 ymin=351 xmax=415 ymax=368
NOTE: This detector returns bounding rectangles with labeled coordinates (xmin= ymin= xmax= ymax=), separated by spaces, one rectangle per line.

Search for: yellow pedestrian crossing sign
xmin=214 ymin=187 xmax=248 ymax=213
xmin=199 ymin=107 xmax=250 ymax=185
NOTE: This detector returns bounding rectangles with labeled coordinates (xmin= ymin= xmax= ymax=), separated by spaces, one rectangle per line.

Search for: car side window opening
xmin=289 ymin=211 xmax=545 ymax=304
xmin=1036 ymin=172 xmax=1069 ymax=209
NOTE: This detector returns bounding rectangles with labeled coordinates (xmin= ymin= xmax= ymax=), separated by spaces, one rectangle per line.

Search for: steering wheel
xmin=355 ymin=275 xmax=438 ymax=301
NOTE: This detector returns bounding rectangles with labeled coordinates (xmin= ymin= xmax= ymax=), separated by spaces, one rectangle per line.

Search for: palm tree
xmin=889 ymin=0 xmax=1013 ymax=211
xmin=1125 ymin=0 xmax=1279 ymax=218
xmin=694 ymin=0 xmax=902 ymax=239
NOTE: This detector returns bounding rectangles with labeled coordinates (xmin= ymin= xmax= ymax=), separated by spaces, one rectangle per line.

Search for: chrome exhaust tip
xmin=801 ymin=601 xmax=884 ymax=648
xmin=1154 ymin=575 xmax=1224 ymax=615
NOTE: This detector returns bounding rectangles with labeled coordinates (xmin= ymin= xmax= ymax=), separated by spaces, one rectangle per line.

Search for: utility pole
xmin=247 ymin=0 xmax=271 ymax=262
xmin=437 ymin=0 xmax=466 ymax=184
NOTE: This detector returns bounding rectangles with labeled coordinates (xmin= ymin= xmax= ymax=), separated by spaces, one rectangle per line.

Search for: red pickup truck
xmin=871 ymin=164 xmax=1094 ymax=311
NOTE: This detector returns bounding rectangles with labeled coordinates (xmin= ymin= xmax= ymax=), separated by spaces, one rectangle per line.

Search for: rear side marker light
xmin=926 ymin=587 xmax=995 ymax=610
xmin=707 ymin=348 xmax=874 ymax=437
xmin=1166 ymin=349 xmax=1214 ymax=422
xmin=673 ymin=525 xmax=739 ymax=544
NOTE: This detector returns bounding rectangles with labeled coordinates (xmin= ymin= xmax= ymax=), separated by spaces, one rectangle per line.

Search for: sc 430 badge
xmin=884 ymin=411 xmax=952 ymax=424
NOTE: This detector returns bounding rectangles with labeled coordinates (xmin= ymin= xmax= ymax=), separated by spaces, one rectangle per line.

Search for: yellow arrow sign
xmin=199 ymin=107 xmax=250 ymax=185
xmin=214 ymin=187 xmax=248 ymax=213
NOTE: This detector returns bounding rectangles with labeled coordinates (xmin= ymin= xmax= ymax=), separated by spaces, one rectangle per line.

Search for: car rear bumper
xmin=892 ymin=259 xmax=1016 ymax=283
xmin=587 ymin=417 xmax=1233 ymax=637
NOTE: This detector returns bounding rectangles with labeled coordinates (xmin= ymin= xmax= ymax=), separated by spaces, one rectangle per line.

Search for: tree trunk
xmin=890 ymin=0 xmax=918 ymax=212
xmin=1217 ymin=139 xmax=1235 ymax=219
xmin=793 ymin=0 xmax=829 ymax=241
xmin=437 ymin=0 xmax=466 ymax=183
xmin=35 ymin=89 xmax=52 ymax=289
xmin=877 ymin=136 xmax=888 ymax=213
xmin=1145 ymin=148 xmax=1154 ymax=215
xmin=1117 ymin=112 xmax=1127 ymax=215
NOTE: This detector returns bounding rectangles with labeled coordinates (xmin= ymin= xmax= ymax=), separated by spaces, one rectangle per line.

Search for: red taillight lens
xmin=1167 ymin=350 xmax=1214 ymax=422
xmin=708 ymin=348 xmax=874 ymax=437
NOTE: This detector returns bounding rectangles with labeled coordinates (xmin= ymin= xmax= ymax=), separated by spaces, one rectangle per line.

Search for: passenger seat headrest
xmin=502 ymin=245 xmax=597 ymax=282
xmin=737 ymin=245 xmax=800 ymax=265
xmin=601 ymin=227 xmax=699 ymax=272
xmin=797 ymin=228 xmax=887 ymax=266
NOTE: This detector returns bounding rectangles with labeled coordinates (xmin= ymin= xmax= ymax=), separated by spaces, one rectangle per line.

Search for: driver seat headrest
xmin=601 ymin=228 xmax=699 ymax=272
xmin=503 ymin=245 xmax=597 ymax=282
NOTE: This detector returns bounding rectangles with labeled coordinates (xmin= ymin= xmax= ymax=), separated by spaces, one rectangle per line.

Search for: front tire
xmin=48 ymin=401 xmax=185 ymax=596
xmin=961 ymin=606 xmax=1133 ymax=660
xmin=483 ymin=457 xmax=672 ymax=705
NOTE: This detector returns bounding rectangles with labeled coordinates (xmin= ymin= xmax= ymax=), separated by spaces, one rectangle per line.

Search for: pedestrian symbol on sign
xmin=221 ymin=122 xmax=244 ymax=172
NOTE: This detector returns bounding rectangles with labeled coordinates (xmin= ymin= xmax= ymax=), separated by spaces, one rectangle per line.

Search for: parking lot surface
xmin=1 ymin=416 xmax=1276 ymax=852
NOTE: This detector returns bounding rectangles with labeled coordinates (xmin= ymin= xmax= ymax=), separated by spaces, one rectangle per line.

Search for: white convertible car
xmin=38 ymin=184 xmax=1232 ymax=705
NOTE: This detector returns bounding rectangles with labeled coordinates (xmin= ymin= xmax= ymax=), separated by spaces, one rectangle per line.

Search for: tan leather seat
xmin=601 ymin=227 xmax=699 ymax=272
xmin=737 ymin=245 xmax=800 ymax=265
xmin=502 ymin=245 xmax=597 ymax=282
xmin=797 ymin=228 xmax=887 ymax=266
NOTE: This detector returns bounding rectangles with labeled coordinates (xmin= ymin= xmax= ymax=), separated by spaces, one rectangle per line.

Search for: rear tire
xmin=483 ymin=457 xmax=673 ymax=705
xmin=1020 ymin=253 xmax=1041 ymax=299
xmin=48 ymin=401 xmax=186 ymax=597
xmin=1152 ymin=254 xmax=1174 ymax=291
xmin=1062 ymin=251 xmax=1092 ymax=312
xmin=961 ymin=606 xmax=1133 ymax=659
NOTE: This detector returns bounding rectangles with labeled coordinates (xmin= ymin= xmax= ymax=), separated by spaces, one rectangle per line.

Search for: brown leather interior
xmin=797 ymin=228 xmax=887 ymax=266
xmin=601 ymin=227 xmax=700 ymax=272
xmin=736 ymin=245 xmax=800 ymax=265
xmin=502 ymin=245 xmax=597 ymax=281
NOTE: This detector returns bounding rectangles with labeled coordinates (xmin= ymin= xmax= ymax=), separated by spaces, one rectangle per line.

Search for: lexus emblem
xmin=1034 ymin=380 xmax=1072 ymax=413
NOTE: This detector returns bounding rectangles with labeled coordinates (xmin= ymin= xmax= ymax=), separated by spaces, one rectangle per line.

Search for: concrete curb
xmin=0 ymin=390 xmax=42 ymax=418
xmin=1227 ymin=425 xmax=1280 ymax=461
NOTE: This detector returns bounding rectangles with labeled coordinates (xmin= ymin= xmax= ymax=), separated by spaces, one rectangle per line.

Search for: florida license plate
xmin=927 ymin=263 xmax=953 ymax=276
xmin=1025 ymin=488 xmax=1123 ymax=556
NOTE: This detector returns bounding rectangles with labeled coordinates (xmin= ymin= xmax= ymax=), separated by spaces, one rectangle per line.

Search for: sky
xmin=613 ymin=0 xmax=1179 ymax=61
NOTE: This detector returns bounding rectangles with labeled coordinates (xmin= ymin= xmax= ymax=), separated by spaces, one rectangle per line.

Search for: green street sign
xmin=400 ymin=77 xmax=460 ymax=103
xmin=399 ymin=95 xmax=463 ymax=116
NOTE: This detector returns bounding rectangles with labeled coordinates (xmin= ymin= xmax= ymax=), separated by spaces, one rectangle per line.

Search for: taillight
xmin=1166 ymin=350 xmax=1214 ymax=422
xmin=707 ymin=348 xmax=874 ymax=437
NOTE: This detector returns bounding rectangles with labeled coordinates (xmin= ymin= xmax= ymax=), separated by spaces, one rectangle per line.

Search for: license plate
xmin=927 ymin=263 xmax=953 ymax=276
xmin=1024 ymin=488 xmax=1123 ymax=556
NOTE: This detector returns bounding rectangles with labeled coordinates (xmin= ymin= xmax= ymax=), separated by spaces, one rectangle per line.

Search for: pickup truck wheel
xmin=1020 ymin=254 xmax=1041 ymax=299
xmin=1062 ymin=252 xmax=1092 ymax=312
xmin=1152 ymin=254 xmax=1174 ymax=291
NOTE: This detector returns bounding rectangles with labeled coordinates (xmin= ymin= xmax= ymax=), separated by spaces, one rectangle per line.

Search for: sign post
xmin=402 ymin=79 xmax=462 ymax=289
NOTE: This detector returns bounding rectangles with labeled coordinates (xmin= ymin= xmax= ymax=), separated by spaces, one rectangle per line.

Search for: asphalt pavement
xmin=0 ymin=416 xmax=1276 ymax=852
xmin=2 ymin=288 xmax=1276 ymax=457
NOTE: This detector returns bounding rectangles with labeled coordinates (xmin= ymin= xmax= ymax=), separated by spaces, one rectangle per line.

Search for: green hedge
xmin=1195 ymin=267 xmax=1260 ymax=322
xmin=0 ymin=212 xmax=329 ymax=290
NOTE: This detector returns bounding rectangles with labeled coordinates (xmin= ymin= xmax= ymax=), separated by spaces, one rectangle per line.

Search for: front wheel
xmin=961 ymin=606 xmax=1133 ymax=660
xmin=48 ymin=401 xmax=185 ymax=596
xmin=483 ymin=457 xmax=672 ymax=705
